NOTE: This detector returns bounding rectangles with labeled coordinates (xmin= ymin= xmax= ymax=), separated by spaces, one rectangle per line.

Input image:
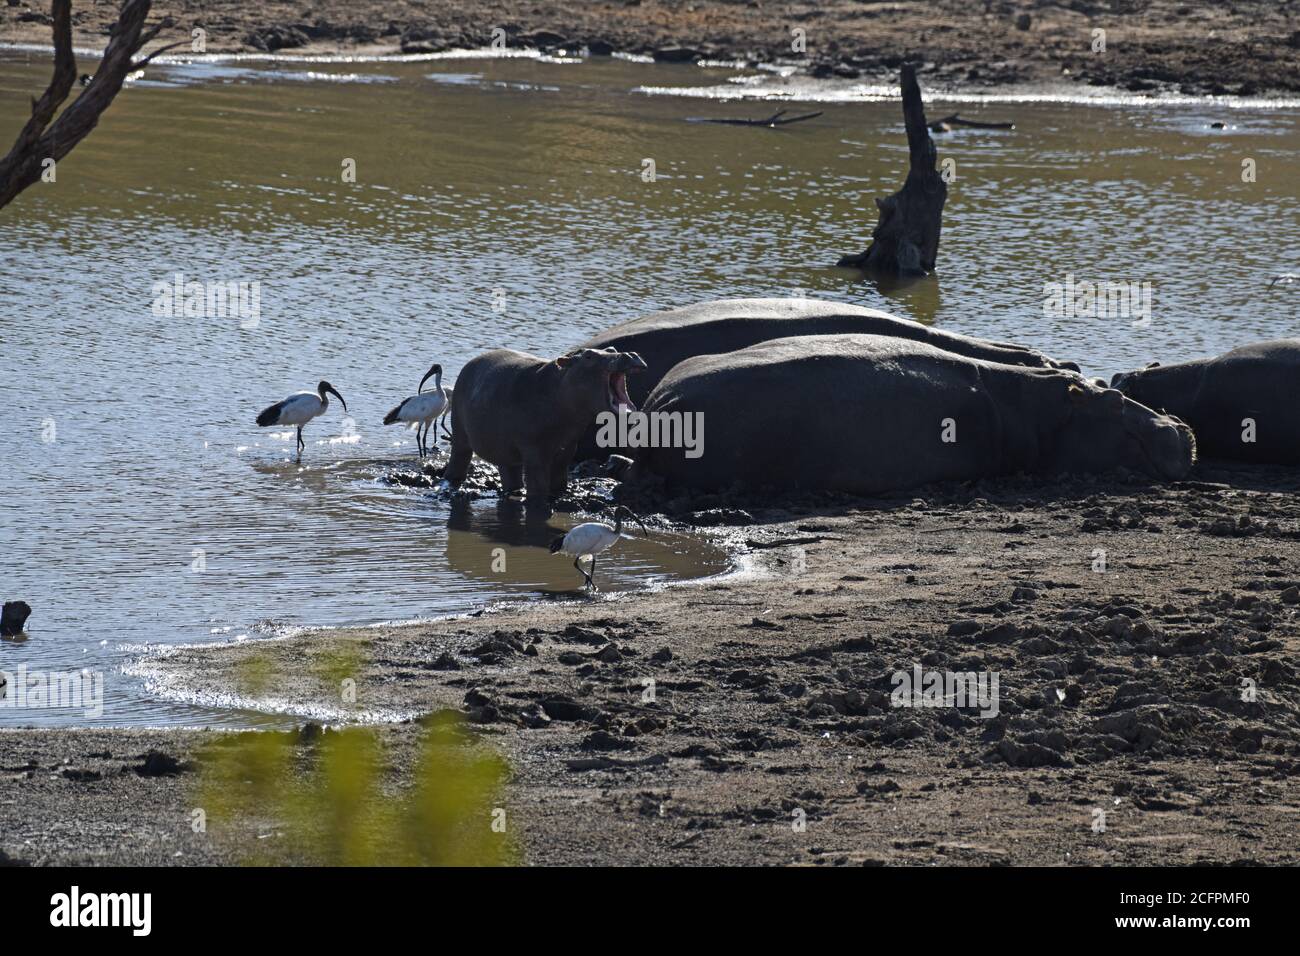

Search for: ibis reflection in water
xmin=383 ymin=362 xmax=451 ymax=459
xmin=550 ymin=506 xmax=649 ymax=591
xmin=255 ymin=380 xmax=348 ymax=460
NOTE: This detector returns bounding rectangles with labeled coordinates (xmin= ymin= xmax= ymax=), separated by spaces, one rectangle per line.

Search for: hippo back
xmin=637 ymin=334 xmax=1031 ymax=495
xmin=581 ymin=298 xmax=1071 ymax=404
xmin=636 ymin=333 xmax=1192 ymax=496
xmin=575 ymin=298 xmax=1075 ymax=460
xmin=1113 ymin=339 xmax=1300 ymax=463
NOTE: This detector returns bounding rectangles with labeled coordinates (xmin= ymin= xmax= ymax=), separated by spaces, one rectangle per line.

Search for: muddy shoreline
xmin=2 ymin=1 xmax=1297 ymax=96
xmin=3 ymin=460 xmax=1299 ymax=865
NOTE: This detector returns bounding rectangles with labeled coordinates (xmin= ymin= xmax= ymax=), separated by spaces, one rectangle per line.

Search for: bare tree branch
xmin=694 ymin=108 xmax=825 ymax=128
xmin=134 ymin=39 xmax=188 ymax=71
xmin=0 ymin=0 xmax=175 ymax=211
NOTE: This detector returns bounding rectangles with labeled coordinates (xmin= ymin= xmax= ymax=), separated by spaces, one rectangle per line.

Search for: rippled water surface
xmin=1 ymin=50 xmax=1296 ymax=726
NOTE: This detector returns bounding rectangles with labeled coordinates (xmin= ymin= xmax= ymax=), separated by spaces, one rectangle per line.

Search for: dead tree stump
xmin=837 ymin=64 xmax=947 ymax=276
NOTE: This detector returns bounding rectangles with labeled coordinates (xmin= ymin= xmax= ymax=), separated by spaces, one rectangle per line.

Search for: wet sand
xmin=4 ymin=461 xmax=1298 ymax=865
xmin=2 ymin=0 xmax=1296 ymax=96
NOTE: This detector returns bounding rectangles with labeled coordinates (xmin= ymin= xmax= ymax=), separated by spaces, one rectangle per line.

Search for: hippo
xmin=571 ymin=298 xmax=1080 ymax=459
xmin=631 ymin=334 xmax=1194 ymax=496
xmin=1111 ymin=340 xmax=1300 ymax=464
xmin=444 ymin=346 xmax=647 ymax=507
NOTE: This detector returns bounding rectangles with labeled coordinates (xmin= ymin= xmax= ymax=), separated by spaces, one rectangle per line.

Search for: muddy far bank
xmin=3 ymin=1 xmax=1296 ymax=97
xmin=3 ymin=460 xmax=1299 ymax=866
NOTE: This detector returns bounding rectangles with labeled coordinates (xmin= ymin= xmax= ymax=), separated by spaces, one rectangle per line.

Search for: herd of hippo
xmin=444 ymin=298 xmax=1298 ymax=505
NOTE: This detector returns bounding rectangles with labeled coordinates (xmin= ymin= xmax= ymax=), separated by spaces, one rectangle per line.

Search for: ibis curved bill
xmin=256 ymin=380 xmax=347 ymax=459
xmin=549 ymin=506 xmax=649 ymax=591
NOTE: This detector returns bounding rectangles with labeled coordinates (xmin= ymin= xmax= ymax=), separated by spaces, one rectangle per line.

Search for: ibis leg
xmin=589 ymin=555 xmax=599 ymax=592
xmin=296 ymin=426 xmax=304 ymax=457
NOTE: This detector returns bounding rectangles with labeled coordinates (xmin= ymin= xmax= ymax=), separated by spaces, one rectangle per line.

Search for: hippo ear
xmin=1066 ymin=382 xmax=1089 ymax=403
xmin=1100 ymin=388 xmax=1125 ymax=411
xmin=1145 ymin=361 xmax=1161 ymax=369
xmin=554 ymin=355 xmax=573 ymax=369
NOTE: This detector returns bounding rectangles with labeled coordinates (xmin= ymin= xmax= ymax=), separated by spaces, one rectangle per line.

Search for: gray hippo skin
xmin=1111 ymin=340 xmax=1300 ymax=464
xmin=444 ymin=346 xmax=646 ymax=505
xmin=573 ymin=298 xmax=1079 ymax=459
xmin=633 ymin=334 xmax=1194 ymax=496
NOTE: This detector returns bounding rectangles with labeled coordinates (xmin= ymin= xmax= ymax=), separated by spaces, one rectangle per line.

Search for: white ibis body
xmin=549 ymin=506 xmax=648 ymax=591
xmin=255 ymin=380 xmax=347 ymax=459
xmin=383 ymin=363 xmax=450 ymax=458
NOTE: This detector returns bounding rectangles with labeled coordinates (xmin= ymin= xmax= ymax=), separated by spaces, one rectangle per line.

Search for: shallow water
xmin=0 ymin=49 xmax=1296 ymax=727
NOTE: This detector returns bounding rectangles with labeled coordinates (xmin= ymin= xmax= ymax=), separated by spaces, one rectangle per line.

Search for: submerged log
xmin=929 ymin=112 xmax=1015 ymax=132
xmin=836 ymin=64 xmax=946 ymax=276
xmin=0 ymin=0 xmax=180 ymax=212
xmin=694 ymin=108 xmax=824 ymax=128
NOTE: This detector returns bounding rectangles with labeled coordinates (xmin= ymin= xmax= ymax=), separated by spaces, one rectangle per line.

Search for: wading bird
xmin=383 ymin=363 xmax=450 ymax=458
xmin=255 ymin=380 xmax=347 ymax=459
xmin=549 ymin=506 xmax=648 ymax=591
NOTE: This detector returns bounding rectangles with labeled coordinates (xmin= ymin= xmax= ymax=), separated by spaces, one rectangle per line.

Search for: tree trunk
xmin=837 ymin=64 xmax=947 ymax=276
xmin=0 ymin=0 xmax=179 ymax=212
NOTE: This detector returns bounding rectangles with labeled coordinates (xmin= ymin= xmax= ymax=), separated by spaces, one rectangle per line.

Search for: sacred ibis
xmin=255 ymin=380 xmax=348 ymax=459
xmin=549 ymin=506 xmax=648 ymax=591
xmin=383 ymin=363 xmax=451 ymax=458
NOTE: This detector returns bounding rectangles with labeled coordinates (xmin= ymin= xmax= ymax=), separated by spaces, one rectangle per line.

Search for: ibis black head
xmin=418 ymin=363 xmax=444 ymax=394
xmin=1 ymin=601 xmax=32 ymax=637
xmin=317 ymin=380 xmax=347 ymax=412
xmin=549 ymin=535 xmax=566 ymax=554
xmin=612 ymin=506 xmax=648 ymax=538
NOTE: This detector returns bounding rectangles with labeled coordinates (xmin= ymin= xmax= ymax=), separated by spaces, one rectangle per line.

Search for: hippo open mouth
xmin=607 ymin=371 xmax=636 ymax=413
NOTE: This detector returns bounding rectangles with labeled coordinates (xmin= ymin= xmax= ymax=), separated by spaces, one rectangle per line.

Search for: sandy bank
xmin=2 ymin=1 xmax=1296 ymax=97
xmin=4 ymin=461 xmax=1299 ymax=865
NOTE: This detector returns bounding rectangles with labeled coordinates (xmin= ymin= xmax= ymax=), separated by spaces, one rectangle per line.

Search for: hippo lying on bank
xmin=572 ymin=298 xmax=1079 ymax=459
xmin=1111 ymin=340 xmax=1300 ymax=464
xmin=444 ymin=346 xmax=646 ymax=506
xmin=630 ymin=335 xmax=1194 ymax=496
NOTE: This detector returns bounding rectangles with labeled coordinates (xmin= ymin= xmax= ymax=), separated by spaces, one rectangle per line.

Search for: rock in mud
xmin=246 ymin=26 xmax=309 ymax=51
xmin=134 ymin=750 xmax=190 ymax=777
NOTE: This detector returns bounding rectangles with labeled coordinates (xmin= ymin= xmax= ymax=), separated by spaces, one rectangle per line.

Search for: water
xmin=1 ymin=50 xmax=1297 ymax=727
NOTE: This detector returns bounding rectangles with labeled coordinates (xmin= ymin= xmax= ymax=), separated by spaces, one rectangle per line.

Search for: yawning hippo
xmin=444 ymin=346 xmax=646 ymax=506
xmin=1111 ymin=340 xmax=1300 ymax=464
xmin=572 ymin=298 xmax=1080 ymax=459
xmin=632 ymin=334 xmax=1194 ymax=496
